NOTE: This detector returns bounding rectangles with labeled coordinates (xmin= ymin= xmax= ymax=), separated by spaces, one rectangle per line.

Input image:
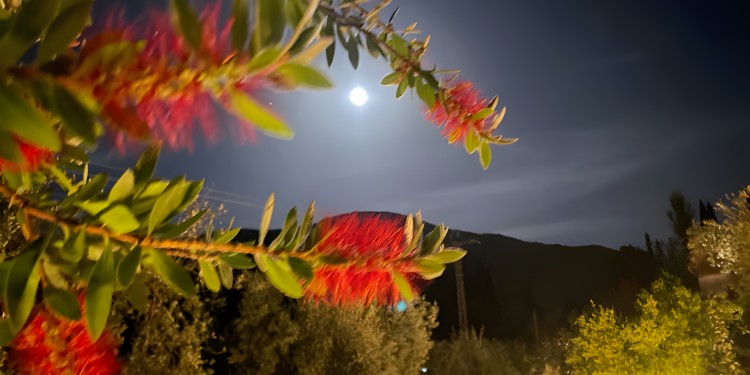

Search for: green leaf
xmin=396 ymin=77 xmax=408 ymax=99
xmin=133 ymin=144 xmax=161 ymax=196
xmin=43 ymin=286 xmax=81 ymax=321
xmin=0 ymin=259 xmax=15 ymax=306
xmin=231 ymin=91 xmax=294 ymax=139
xmin=414 ymin=258 xmax=445 ymax=279
xmin=174 ymin=180 xmax=203 ymax=213
xmin=171 ymin=0 xmax=203 ymax=50
xmin=289 ymin=26 xmax=319 ymax=55
xmin=75 ymin=200 xmax=110 ymax=215
xmin=125 ymin=278 xmax=149 ymax=314
xmin=253 ymin=253 xmax=268 ymax=272
xmin=416 ymin=78 xmax=436 ymax=109
xmin=259 ymin=193 xmax=274 ymax=245
xmin=421 ymin=224 xmax=447 ymax=255
xmin=388 ymin=34 xmax=409 ymax=57
xmin=464 ymin=130 xmax=480 ymax=155
xmin=3 ymin=170 xmax=22 ymax=191
xmin=0 ymin=83 xmax=61 ymax=151
xmin=347 ymin=35 xmax=359 ymax=69
xmin=76 ymin=173 xmax=108 ymax=201
xmin=365 ymin=32 xmax=382 ymax=59
xmin=231 ymin=0 xmax=249 ymax=51
xmin=288 ymin=257 xmax=313 ymax=281
xmin=214 ymin=227 xmax=240 ymax=245
xmin=275 ymin=63 xmax=334 ymax=89
xmin=262 ymin=255 xmax=303 ymax=298
xmin=479 ymin=140 xmax=492 ymax=170
xmin=37 ymin=1 xmax=93 ymax=63
xmin=247 ymin=46 xmax=282 ymax=72
xmin=199 ymin=261 xmax=220 ymax=292
xmin=0 ymin=319 xmax=15 ymax=346
xmin=108 ymin=169 xmax=134 ymax=202
xmin=61 ymin=227 xmax=86 ymax=262
xmin=6 ymin=244 xmax=43 ymax=331
xmin=148 ymin=180 xmax=187 ymax=235
xmin=219 ymin=252 xmax=256 ymax=269
xmin=318 ymin=254 xmax=348 ymax=265
xmin=282 ymin=206 xmax=298 ymax=250
xmin=392 ymin=270 xmax=414 ymax=301
xmin=251 ymin=0 xmax=285 ymax=52
xmin=218 ymin=262 xmax=233 ymax=289
xmin=99 ymin=204 xmax=140 ymax=234
xmin=154 ymin=209 xmax=207 ymax=240
xmin=0 ymin=0 xmax=62 ymax=66
xmin=148 ymin=249 xmax=196 ymax=296
xmin=117 ymin=246 xmax=141 ymax=287
xmin=419 ymin=70 xmax=440 ymax=91
xmin=85 ymin=243 xmax=114 ymax=341
xmin=284 ymin=0 xmax=305 ymax=28
xmin=324 ymin=17 xmax=335 ymax=67
xmin=425 ymin=248 xmax=467 ymax=263
xmin=471 ymin=108 xmax=493 ymax=121
xmin=294 ymin=201 xmax=314 ymax=250
xmin=0 ymin=130 xmax=23 ymax=164
xmin=380 ymin=72 xmax=401 ymax=86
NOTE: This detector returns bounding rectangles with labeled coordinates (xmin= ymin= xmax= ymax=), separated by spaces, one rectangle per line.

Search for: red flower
xmin=0 ymin=138 xmax=53 ymax=173
xmin=425 ymin=81 xmax=495 ymax=145
xmin=6 ymin=307 xmax=122 ymax=375
xmin=78 ymin=3 xmax=270 ymax=152
xmin=303 ymin=213 xmax=425 ymax=306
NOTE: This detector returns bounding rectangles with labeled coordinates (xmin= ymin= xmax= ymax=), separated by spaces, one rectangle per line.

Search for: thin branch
xmin=0 ymin=183 xmax=317 ymax=261
xmin=317 ymin=5 xmax=425 ymax=77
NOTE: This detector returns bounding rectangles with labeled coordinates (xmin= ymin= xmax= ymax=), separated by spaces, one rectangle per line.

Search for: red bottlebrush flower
xmin=0 ymin=138 xmax=53 ymax=173
xmin=424 ymin=81 xmax=495 ymax=145
xmin=303 ymin=213 xmax=425 ymax=307
xmin=6 ymin=307 xmax=122 ymax=375
xmin=79 ymin=3 xmax=270 ymax=153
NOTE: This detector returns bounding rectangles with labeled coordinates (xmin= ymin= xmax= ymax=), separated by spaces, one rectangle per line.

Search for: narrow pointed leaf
xmin=231 ymin=92 xmax=294 ymax=139
xmin=214 ymin=227 xmax=240 ymax=245
xmin=263 ymin=256 xmax=303 ymax=298
xmin=425 ymin=248 xmax=467 ymax=263
xmin=421 ymin=224 xmax=446 ymax=255
xmin=43 ymin=286 xmax=81 ymax=320
xmin=219 ymin=252 xmax=256 ymax=269
xmin=99 ymin=204 xmax=140 ymax=234
xmin=276 ymin=63 xmax=334 ymax=89
xmin=392 ymin=270 xmax=414 ymax=301
xmin=294 ymin=201 xmax=315 ymax=250
xmin=199 ymin=261 xmax=220 ymax=292
xmin=37 ymin=1 xmax=93 ymax=63
xmin=109 ymin=169 xmax=134 ymax=202
xmin=76 ymin=173 xmax=108 ymax=201
xmin=149 ymin=249 xmax=196 ymax=296
xmin=148 ymin=180 xmax=186 ymax=235
xmin=52 ymin=84 xmax=98 ymax=144
xmin=125 ymin=279 xmax=149 ymax=314
xmin=117 ymin=246 xmax=141 ymax=287
xmin=231 ymin=0 xmax=249 ymax=51
xmin=218 ymin=262 xmax=233 ymax=289
xmin=480 ymin=141 xmax=492 ymax=169
xmin=380 ymin=71 xmax=401 ymax=86
xmin=61 ymin=227 xmax=86 ymax=262
xmin=6 ymin=245 xmax=43 ymax=330
xmin=85 ymin=244 xmax=114 ymax=341
xmin=288 ymin=257 xmax=313 ymax=281
xmin=259 ymin=193 xmax=274 ymax=245
xmin=154 ymin=209 xmax=207 ymax=240
xmin=171 ymin=0 xmax=203 ymax=50
xmin=133 ymin=144 xmax=160 ymax=196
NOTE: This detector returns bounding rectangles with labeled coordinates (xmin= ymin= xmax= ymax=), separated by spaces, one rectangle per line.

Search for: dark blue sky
xmin=96 ymin=0 xmax=750 ymax=249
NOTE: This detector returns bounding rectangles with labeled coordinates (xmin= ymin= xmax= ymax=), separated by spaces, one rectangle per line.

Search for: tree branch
xmin=0 ymin=183 xmax=316 ymax=261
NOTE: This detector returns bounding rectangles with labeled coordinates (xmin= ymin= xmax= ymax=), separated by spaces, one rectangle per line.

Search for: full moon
xmin=349 ymin=87 xmax=368 ymax=106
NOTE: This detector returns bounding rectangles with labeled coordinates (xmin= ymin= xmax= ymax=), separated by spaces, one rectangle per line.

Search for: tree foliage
xmin=227 ymin=271 xmax=438 ymax=375
xmin=566 ymin=275 xmax=744 ymax=375
xmin=688 ymin=187 xmax=750 ymax=307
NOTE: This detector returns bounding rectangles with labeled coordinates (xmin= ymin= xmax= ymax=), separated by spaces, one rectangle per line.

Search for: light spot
xmin=349 ymin=87 xmax=368 ymax=106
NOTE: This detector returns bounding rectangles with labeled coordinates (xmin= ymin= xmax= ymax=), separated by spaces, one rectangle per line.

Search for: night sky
xmin=95 ymin=0 xmax=750 ymax=249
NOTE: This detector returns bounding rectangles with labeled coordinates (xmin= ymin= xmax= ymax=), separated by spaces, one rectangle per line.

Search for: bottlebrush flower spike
xmin=425 ymin=81 xmax=495 ymax=145
xmin=6 ymin=307 xmax=122 ymax=375
xmin=0 ymin=138 xmax=53 ymax=173
xmin=303 ymin=213 xmax=428 ymax=307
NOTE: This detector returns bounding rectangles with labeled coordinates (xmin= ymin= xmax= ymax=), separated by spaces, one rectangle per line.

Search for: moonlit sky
xmin=94 ymin=0 xmax=750 ymax=249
